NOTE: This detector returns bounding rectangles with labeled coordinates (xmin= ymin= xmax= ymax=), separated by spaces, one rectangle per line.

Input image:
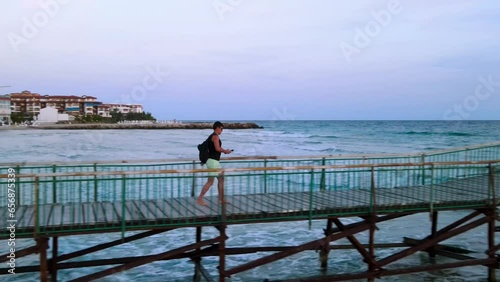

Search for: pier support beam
xmin=193 ymin=227 xmax=202 ymax=282
xmin=37 ymin=237 xmax=49 ymax=282
xmin=368 ymin=216 xmax=376 ymax=282
xmin=488 ymin=208 xmax=497 ymax=281
xmin=319 ymin=219 xmax=333 ymax=270
xmin=429 ymin=211 xmax=438 ymax=258
xmin=50 ymin=237 xmax=58 ymax=281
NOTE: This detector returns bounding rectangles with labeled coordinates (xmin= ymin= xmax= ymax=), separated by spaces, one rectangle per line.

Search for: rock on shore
xmin=33 ymin=122 xmax=263 ymax=130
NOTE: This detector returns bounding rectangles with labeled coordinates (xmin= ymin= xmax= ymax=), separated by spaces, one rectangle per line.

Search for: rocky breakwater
xmin=36 ymin=122 xmax=263 ymax=130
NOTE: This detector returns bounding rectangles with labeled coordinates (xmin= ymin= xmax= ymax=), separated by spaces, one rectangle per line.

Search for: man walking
xmin=197 ymin=121 xmax=232 ymax=206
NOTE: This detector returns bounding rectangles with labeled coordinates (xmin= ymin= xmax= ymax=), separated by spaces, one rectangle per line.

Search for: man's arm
xmin=212 ymin=135 xmax=231 ymax=154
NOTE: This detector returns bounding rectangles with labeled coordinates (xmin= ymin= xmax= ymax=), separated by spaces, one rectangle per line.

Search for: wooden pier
xmin=1 ymin=143 xmax=499 ymax=281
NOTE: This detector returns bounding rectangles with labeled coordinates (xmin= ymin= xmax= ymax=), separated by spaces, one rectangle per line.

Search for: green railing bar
xmin=421 ymin=155 xmax=426 ymax=186
xmin=121 ymin=174 xmax=126 ymax=239
xmin=429 ymin=164 xmax=435 ymax=216
xmin=489 ymin=164 xmax=496 ymax=207
xmin=15 ymin=165 xmax=21 ymax=207
xmin=52 ymin=165 xmax=57 ymax=203
xmin=308 ymin=169 xmax=314 ymax=229
xmin=35 ymin=176 xmax=40 ymax=237
xmin=94 ymin=163 xmax=98 ymax=202
xmin=370 ymin=167 xmax=375 ymax=215
xmin=191 ymin=160 xmax=196 ymax=197
xmin=320 ymin=157 xmax=326 ymax=191
xmin=264 ymin=159 xmax=268 ymax=194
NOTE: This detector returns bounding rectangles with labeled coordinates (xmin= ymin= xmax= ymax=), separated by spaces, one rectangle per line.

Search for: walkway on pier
xmin=0 ymin=142 xmax=499 ymax=281
xmin=1 ymin=172 xmax=498 ymax=237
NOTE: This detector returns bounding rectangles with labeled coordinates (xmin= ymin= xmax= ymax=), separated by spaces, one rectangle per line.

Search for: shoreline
xmin=0 ymin=122 xmax=263 ymax=130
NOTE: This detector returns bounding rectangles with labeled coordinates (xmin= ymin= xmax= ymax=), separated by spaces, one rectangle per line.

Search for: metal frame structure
xmin=0 ymin=142 xmax=499 ymax=281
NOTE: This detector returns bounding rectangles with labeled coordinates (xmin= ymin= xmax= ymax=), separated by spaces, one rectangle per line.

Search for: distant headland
xmin=1 ymin=122 xmax=263 ymax=130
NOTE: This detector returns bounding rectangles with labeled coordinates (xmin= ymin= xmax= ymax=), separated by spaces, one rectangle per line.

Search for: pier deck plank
xmin=3 ymin=174 xmax=499 ymax=238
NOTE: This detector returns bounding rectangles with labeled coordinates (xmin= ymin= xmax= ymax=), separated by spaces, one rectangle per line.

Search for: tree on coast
xmin=124 ymin=111 xmax=155 ymax=121
xmin=11 ymin=112 xmax=33 ymax=123
xmin=110 ymin=109 xmax=123 ymax=123
xmin=75 ymin=114 xmax=103 ymax=123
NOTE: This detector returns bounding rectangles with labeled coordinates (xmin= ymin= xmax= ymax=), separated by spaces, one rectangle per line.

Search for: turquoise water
xmin=1 ymin=120 xmax=500 ymax=281
xmin=1 ymin=120 xmax=499 ymax=163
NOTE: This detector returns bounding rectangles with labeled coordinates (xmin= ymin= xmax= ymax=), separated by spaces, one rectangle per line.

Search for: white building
xmin=98 ymin=103 xmax=144 ymax=117
xmin=36 ymin=106 xmax=71 ymax=123
xmin=0 ymin=95 xmax=11 ymax=125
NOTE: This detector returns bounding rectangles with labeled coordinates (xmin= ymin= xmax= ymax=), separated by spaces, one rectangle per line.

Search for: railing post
xmin=264 ymin=159 xmax=268 ymax=193
xmin=121 ymin=174 xmax=126 ymax=240
xmin=308 ymin=169 xmax=315 ymax=229
xmin=488 ymin=164 xmax=496 ymax=281
xmin=52 ymin=165 xmax=57 ymax=203
xmin=370 ymin=167 xmax=376 ymax=215
xmin=93 ymin=163 xmax=98 ymax=202
xmin=35 ymin=176 xmax=40 ymax=238
xmin=488 ymin=164 xmax=496 ymax=206
xmin=15 ymin=165 xmax=20 ymax=207
xmin=219 ymin=171 xmax=227 ymax=282
xmin=320 ymin=157 xmax=326 ymax=191
xmin=429 ymin=164 xmax=434 ymax=218
xmin=369 ymin=166 xmax=377 ymax=278
xmin=420 ymin=154 xmax=426 ymax=186
xmin=191 ymin=160 xmax=196 ymax=197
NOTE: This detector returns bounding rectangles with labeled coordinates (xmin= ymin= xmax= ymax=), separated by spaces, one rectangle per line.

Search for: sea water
xmin=1 ymin=120 xmax=500 ymax=281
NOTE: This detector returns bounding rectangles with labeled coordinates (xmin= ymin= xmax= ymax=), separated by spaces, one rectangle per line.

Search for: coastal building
xmin=0 ymin=95 xmax=11 ymax=125
xmin=97 ymin=104 xmax=111 ymax=117
xmin=9 ymin=91 xmax=103 ymax=117
xmin=98 ymin=103 xmax=144 ymax=117
xmin=7 ymin=91 xmax=146 ymax=120
xmin=10 ymin=91 xmax=42 ymax=115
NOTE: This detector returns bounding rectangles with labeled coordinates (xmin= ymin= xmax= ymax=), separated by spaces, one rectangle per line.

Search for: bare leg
xmin=217 ymin=174 xmax=228 ymax=203
xmin=197 ymin=177 xmax=215 ymax=206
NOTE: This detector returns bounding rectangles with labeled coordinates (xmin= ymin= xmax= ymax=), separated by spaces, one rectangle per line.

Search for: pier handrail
xmin=1 ymin=142 xmax=498 ymax=239
xmin=1 ymin=159 xmax=499 ymax=179
xmin=1 ymin=141 xmax=499 ymax=167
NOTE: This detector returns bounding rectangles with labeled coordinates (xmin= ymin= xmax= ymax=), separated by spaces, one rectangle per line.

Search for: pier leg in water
xmin=320 ymin=219 xmax=333 ymax=270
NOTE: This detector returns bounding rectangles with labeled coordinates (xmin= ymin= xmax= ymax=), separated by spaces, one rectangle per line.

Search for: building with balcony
xmin=10 ymin=91 xmax=42 ymax=116
xmin=7 ymin=91 xmax=147 ymax=121
xmin=0 ymin=95 xmax=11 ymax=125
xmin=9 ymin=91 xmax=102 ymax=117
xmin=98 ymin=103 xmax=144 ymax=117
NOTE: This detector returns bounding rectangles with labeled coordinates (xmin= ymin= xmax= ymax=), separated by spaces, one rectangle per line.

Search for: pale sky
xmin=1 ymin=0 xmax=499 ymax=120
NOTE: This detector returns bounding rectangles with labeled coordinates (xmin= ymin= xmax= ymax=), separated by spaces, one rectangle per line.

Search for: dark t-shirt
xmin=208 ymin=133 xmax=222 ymax=161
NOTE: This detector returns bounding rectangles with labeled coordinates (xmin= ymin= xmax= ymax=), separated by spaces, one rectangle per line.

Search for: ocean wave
xmin=303 ymin=140 xmax=323 ymax=144
xmin=399 ymin=131 xmax=475 ymax=137
xmin=248 ymin=130 xmax=312 ymax=139
xmin=310 ymin=134 xmax=339 ymax=139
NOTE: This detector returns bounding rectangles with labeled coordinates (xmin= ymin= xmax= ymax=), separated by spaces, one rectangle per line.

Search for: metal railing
xmin=0 ymin=143 xmax=499 ymax=238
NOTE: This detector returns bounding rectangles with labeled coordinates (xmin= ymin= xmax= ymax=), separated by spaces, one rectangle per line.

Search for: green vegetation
xmin=11 ymin=112 xmax=33 ymax=123
xmin=110 ymin=109 xmax=156 ymax=123
xmin=74 ymin=114 xmax=104 ymax=123
xmin=74 ymin=110 xmax=156 ymax=123
xmin=10 ymin=110 xmax=156 ymax=124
